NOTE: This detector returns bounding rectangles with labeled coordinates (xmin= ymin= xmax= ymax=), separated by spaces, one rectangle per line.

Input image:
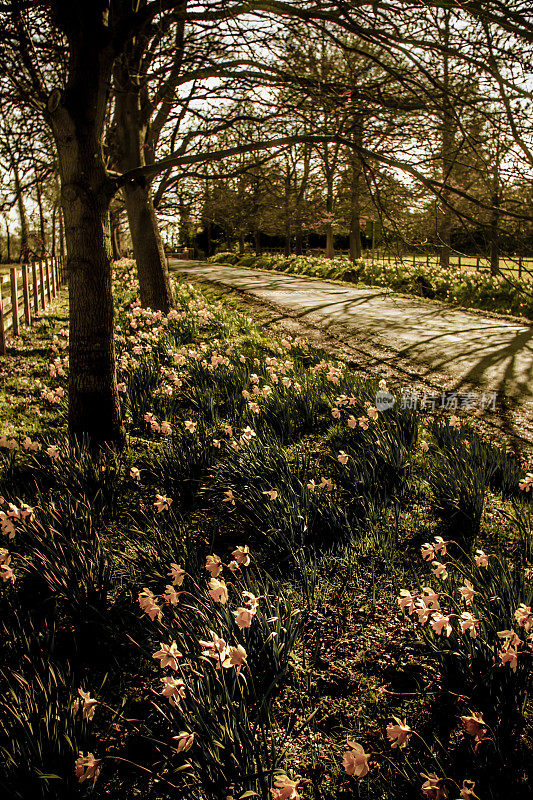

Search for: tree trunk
xmin=36 ymin=179 xmax=47 ymax=256
xmin=17 ymin=194 xmax=30 ymax=262
xmin=48 ymin=21 xmax=124 ymax=447
xmin=438 ymin=11 xmax=453 ymax=270
xmin=13 ymin=164 xmax=30 ymax=262
xmin=438 ymin=202 xmax=452 ymax=269
xmin=325 ymin=184 xmax=334 ymax=259
xmin=61 ymin=181 xmax=123 ymax=445
xmin=490 ymin=191 xmax=500 ymax=276
xmin=110 ymin=207 xmax=123 ymax=260
xmin=294 ymin=219 xmax=304 ymax=255
xmin=202 ymin=180 xmax=213 ymax=258
xmin=59 ymin=205 xmax=65 ymax=259
xmin=325 ymin=227 xmax=334 ymax=259
xmin=114 ymin=69 xmax=173 ymax=312
xmin=206 ymin=217 xmax=212 ymax=257
xmin=294 ymin=145 xmax=310 ymax=258
xmin=178 ymin=195 xmax=190 ymax=249
xmin=254 ymin=229 xmax=261 ymax=255
xmin=51 ymin=202 xmax=57 ymax=258
xmin=294 ymin=197 xmax=304 ymax=254
xmin=349 ymin=124 xmax=363 ymax=262
xmin=5 ymin=218 xmax=11 ymax=263
xmin=123 ymin=182 xmax=172 ymax=310
xmin=349 ymin=211 xmax=361 ymax=261
xmin=283 ymin=170 xmax=291 ymax=257
xmin=324 ymin=152 xmax=335 ymax=259
xmin=251 ymin=178 xmax=262 ymax=256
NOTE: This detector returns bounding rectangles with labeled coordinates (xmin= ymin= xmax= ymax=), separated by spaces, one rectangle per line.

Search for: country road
xmin=170 ymin=260 xmax=533 ymax=433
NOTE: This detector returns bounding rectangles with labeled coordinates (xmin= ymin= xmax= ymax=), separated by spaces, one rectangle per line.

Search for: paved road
xmin=170 ymin=260 xmax=533 ymax=421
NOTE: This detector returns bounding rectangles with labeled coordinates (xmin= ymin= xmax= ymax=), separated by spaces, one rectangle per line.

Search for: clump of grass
xmin=142 ymin=424 xmax=216 ymax=509
xmin=0 ymin=655 xmax=81 ymax=800
xmin=206 ymin=438 xmax=353 ymax=565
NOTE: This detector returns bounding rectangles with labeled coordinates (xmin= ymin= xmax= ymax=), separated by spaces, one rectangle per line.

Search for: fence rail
xmin=0 ymin=257 xmax=67 ymax=355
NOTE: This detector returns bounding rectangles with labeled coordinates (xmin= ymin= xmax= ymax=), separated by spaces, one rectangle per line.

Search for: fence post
xmin=10 ymin=267 xmax=19 ymax=337
xmin=32 ymin=261 xmax=39 ymax=315
xmin=476 ymin=256 xmax=480 ymax=270
xmin=50 ymin=256 xmax=57 ymax=297
xmin=0 ymin=289 xmax=5 ymax=355
xmin=39 ymin=261 xmax=46 ymax=310
xmin=45 ymin=258 xmax=52 ymax=303
xmin=519 ymin=256 xmax=523 ymax=279
xmin=22 ymin=262 xmax=31 ymax=325
xmin=426 ymin=253 xmax=429 ymax=269
xmin=457 ymin=254 xmax=461 ymax=268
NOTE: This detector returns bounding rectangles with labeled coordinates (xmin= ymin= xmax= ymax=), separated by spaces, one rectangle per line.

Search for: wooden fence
xmin=256 ymin=247 xmax=530 ymax=275
xmin=363 ymin=250 xmax=533 ymax=279
xmin=228 ymin=247 xmax=530 ymax=274
xmin=0 ymin=256 xmax=67 ymax=355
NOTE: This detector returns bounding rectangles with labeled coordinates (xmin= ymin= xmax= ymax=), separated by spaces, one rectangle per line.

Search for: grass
xmin=0 ymin=258 xmax=532 ymax=799
xmin=208 ymin=251 xmax=533 ymax=319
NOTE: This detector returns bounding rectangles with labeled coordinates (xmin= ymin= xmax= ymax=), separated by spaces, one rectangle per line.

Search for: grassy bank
xmin=208 ymin=252 xmax=533 ymax=319
xmin=0 ymin=259 xmax=532 ymax=799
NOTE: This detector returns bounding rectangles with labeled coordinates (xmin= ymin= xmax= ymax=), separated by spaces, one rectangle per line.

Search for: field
xmin=0 ymin=260 xmax=532 ymax=800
